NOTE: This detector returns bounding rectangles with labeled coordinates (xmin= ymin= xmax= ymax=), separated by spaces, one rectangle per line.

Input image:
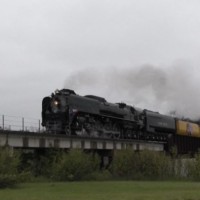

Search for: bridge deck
xmin=0 ymin=130 xmax=164 ymax=151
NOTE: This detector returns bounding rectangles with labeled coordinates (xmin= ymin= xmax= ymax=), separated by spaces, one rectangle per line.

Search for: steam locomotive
xmin=42 ymin=89 xmax=200 ymax=150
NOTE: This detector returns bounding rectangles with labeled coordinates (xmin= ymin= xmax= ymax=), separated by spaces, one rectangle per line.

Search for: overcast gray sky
xmin=1 ymin=0 xmax=200 ymax=120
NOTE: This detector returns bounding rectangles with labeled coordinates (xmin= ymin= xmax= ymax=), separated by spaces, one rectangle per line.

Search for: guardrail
xmin=0 ymin=114 xmax=45 ymax=132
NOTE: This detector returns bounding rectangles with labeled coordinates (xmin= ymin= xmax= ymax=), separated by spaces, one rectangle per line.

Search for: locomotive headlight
xmin=54 ymin=100 xmax=59 ymax=106
xmin=51 ymin=98 xmax=61 ymax=113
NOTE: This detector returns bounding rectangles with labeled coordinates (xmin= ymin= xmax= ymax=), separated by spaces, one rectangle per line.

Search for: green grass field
xmin=0 ymin=181 xmax=200 ymax=200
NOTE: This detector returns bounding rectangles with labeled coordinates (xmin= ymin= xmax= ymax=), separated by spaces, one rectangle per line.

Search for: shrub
xmin=111 ymin=149 xmax=173 ymax=180
xmin=0 ymin=147 xmax=20 ymax=175
xmin=20 ymin=149 xmax=63 ymax=178
xmin=53 ymin=149 xmax=100 ymax=181
xmin=111 ymin=148 xmax=135 ymax=179
xmin=136 ymin=150 xmax=173 ymax=179
xmin=0 ymin=147 xmax=21 ymax=188
xmin=187 ymin=153 xmax=200 ymax=181
xmin=0 ymin=174 xmax=18 ymax=188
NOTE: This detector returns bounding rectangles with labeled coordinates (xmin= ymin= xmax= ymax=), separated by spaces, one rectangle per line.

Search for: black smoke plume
xmin=65 ymin=64 xmax=200 ymax=119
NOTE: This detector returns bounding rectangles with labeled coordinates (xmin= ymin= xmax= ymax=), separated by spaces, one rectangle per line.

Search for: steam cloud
xmin=65 ymin=64 xmax=200 ymax=120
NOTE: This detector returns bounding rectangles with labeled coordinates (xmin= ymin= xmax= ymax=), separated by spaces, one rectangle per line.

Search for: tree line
xmin=0 ymin=147 xmax=200 ymax=188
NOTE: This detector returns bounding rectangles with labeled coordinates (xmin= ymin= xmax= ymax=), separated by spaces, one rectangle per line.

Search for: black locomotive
xmin=42 ymin=89 xmax=177 ymax=142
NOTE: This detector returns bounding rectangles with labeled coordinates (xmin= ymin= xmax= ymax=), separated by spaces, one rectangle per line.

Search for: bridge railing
xmin=0 ymin=114 xmax=45 ymax=133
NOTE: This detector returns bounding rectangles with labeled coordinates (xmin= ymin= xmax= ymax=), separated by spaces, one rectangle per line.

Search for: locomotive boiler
xmin=42 ymin=89 xmax=143 ymax=139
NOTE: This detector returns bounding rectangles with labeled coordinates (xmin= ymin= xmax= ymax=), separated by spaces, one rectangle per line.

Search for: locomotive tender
xmin=42 ymin=89 xmax=200 ymax=148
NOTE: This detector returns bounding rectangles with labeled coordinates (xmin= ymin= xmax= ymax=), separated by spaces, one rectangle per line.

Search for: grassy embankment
xmin=0 ymin=181 xmax=200 ymax=200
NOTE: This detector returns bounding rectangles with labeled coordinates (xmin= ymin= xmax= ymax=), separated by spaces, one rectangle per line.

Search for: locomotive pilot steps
xmin=42 ymin=89 xmax=200 ymax=154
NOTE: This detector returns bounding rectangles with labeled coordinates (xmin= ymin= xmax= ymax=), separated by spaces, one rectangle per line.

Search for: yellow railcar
xmin=176 ymin=120 xmax=200 ymax=138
